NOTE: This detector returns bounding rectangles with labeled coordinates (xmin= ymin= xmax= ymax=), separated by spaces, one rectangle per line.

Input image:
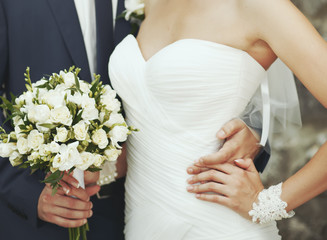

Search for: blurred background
xmin=261 ymin=1 xmax=327 ymax=239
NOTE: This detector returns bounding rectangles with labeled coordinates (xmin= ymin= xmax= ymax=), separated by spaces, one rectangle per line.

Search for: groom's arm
xmin=0 ymin=1 xmax=44 ymax=228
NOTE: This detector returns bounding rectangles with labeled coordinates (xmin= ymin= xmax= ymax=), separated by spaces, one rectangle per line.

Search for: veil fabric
xmin=245 ymin=58 xmax=302 ymax=146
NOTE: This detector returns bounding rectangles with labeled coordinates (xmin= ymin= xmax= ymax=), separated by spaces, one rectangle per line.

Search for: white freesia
xmin=73 ymin=120 xmax=89 ymax=141
xmin=27 ymin=104 xmax=51 ymax=123
xmin=54 ymin=127 xmax=69 ymax=142
xmin=81 ymin=95 xmax=96 ymax=109
xmin=109 ymin=125 xmax=129 ymax=147
xmin=76 ymin=152 xmax=95 ymax=170
xmin=0 ymin=142 xmax=17 ymax=158
xmin=67 ymin=92 xmax=83 ymax=107
xmin=51 ymin=106 xmax=73 ymax=126
xmin=17 ymin=137 xmax=30 ymax=154
xmin=124 ymin=0 xmax=145 ymax=20
xmin=60 ymin=71 xmax=76 ymax=88
xmin=27 ymin=129 xmax=44 ymax=150
xmin=92 ymin=129 xmax=109 ymax=149
xmin=53 ymin=141 xmax=82 ymax=171
xmin=36 ymin=122 xmax=52 ymax=133
xmin=38 ymin=144 xmax=48 ymax=156
xmin=9 ymin=151 xmax=22 ymax=167
xmin=79 ymin=81 xmax=91 ymax=94
xmin=27 ymin=151 xmax=40 ymax=161
xmin=104 ymin=113 xmax=125 ymax=128
xmin=32 ymin=79 xmax=47 ymax=88
xmin=104 ymin=148 xmax=122 ymax=162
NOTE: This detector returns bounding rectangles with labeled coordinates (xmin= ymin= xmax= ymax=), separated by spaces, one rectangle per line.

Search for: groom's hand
xmin=187 ymin=118 xmax=260 ymax=174
xmin=38 ymin=174 xmax=94 ymax=228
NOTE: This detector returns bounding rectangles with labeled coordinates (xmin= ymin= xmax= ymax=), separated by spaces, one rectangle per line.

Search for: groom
xmin=0 ymin=0 xmax=269 ymax=239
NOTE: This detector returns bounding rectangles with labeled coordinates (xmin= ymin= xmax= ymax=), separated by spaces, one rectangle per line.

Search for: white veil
xmin=244 ymin=58 xmax=302 ymax=146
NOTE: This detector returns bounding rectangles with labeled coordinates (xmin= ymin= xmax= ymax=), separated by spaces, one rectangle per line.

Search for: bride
xmin=109 ymin=0 xmax=327 ymax=239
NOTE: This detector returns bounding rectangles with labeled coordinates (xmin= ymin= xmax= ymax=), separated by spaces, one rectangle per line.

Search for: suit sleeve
xmin=0 ymin=1 xmax=45 ymax=228
xmin=240 ymin=103 xmax=271 ymax=173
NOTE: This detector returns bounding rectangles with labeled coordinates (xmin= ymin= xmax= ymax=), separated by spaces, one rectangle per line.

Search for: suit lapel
xmin=46 ymin=0 xmax=91 ymax=81
xmin=114 ymin=0 xmax=132 ymax=45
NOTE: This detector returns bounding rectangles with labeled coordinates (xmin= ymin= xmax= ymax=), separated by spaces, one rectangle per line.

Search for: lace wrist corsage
xmin=249 ymin=182 xmax=295 ymax=224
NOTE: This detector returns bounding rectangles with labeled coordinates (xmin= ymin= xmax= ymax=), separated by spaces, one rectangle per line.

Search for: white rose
xmin=103 ymin=113 xmax=125 ymax=127
xmin=9 ymin=151 xmax=23 ymax=167
xmin=104 ymin=148 xmax=122 ymax=162
xmin=76 ymin=151 xmax=95 ymax=170
xmin=47 ymin=141 xmax=60 ymax=153
xmin=92 ymin=129 xmax=109 ymax=149
xmin=93 ymin=154 xmax=106 ymax=167
xmin=124 ymin=0 xmax=145 ymax=20
xmin=17 ymin=137 xmax=30 ymax=154
xmin=73 ymin=120 xmax=89 ymax=141
xmin=109 ymin=125 xmax=129 ymax=148
xmin=0 ymin=142 xmax=17 ymax=158
xmin=102 ymin=98 xmax=121 ymax=112
xmin=82 ymin=108 xmax=99 ymax=121
xmin=60 ymin=71 xmax=76 ymax=88
xmin=54 ymin=127 xmax=69 ymax=142
xmin=42 ymin=89 xmax=65 ymax=108
xmin=27 ymin=104 xmax=51 ymax=123
xmin=53 ymin=141 xmax=82 ymax=171
xmin=27 ymin=129 xmax=44 ymax=150
xmin=51 ymin=106 xmax=72 ymax=126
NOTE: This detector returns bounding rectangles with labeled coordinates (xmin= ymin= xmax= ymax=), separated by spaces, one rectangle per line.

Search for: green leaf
xmin=87 ymin=166 xmax=102 ymax=172
xmin=43 ymin=170 xmax=64 ymax=184
xmin=38 ymin=123 xmax=58 ymax=130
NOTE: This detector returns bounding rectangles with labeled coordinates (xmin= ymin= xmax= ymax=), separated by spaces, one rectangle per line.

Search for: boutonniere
xmin=121 ymin=0 xmax=145 ymax=24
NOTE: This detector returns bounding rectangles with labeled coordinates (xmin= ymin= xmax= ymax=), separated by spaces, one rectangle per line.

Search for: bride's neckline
xmin=129 ymin=34 xmax=266 ymax=72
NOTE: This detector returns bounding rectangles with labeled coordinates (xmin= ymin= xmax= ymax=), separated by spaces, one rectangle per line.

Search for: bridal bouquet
xmin=0 ymin=67 xmax=135 ymax=240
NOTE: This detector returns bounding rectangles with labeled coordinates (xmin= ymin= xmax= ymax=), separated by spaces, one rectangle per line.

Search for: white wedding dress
xmin=109 ymin=34 xmax=281 ymax=240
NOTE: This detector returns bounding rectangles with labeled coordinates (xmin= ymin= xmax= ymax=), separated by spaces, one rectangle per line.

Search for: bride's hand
xmin=187 ymin=119 xmax=260 ymax=175
xmin=186 ymin=158 xmax=264 ymax=220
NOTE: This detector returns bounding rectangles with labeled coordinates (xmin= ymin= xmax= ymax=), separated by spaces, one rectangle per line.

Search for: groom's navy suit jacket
xmin=0 ymin=0 xmax=130 ymax=239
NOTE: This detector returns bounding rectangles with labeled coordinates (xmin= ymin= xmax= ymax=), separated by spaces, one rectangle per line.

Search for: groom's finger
xmin=47 ymin=214 xmax=88 ymax=228
xmin=49 ymin=206 xmax=92 ymax=220
xmin=43 ymin=193 xmax=92 ymax=211
xmin=66 ymin=186 xmax=90 ymax=202
xmin=196 ymin=148 xmax=233 ymax=166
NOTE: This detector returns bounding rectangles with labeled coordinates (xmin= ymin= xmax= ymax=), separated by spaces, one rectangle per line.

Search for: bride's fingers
xmin=187 ymin=170 xmax=229 ymax=184
xmin=187 ymin=165 xmax=210 ymax=175
xmin=195 ymin=193 xmax=230 ymax=206
xmin=186 ymin=182 xmax=229 ymax=196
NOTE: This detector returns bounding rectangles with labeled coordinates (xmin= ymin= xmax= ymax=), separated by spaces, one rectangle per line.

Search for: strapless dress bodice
xmin=109 ymin=35 xmax=279 ymax=240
